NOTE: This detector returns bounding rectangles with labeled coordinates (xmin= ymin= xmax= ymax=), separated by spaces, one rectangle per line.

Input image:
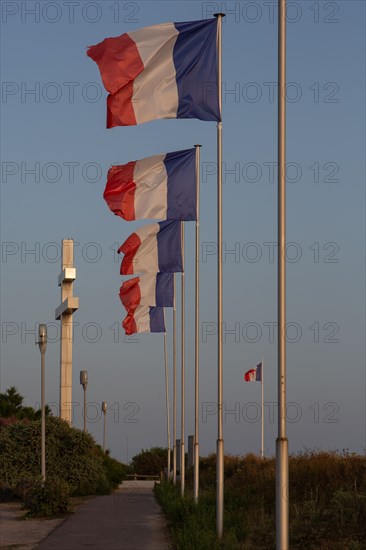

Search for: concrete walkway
xmin=36 ymin=481 xmax=172 ymax=550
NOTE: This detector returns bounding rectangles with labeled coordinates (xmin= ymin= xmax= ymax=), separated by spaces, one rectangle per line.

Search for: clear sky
xmin=1 ymin=1 xmax=365 ymax=462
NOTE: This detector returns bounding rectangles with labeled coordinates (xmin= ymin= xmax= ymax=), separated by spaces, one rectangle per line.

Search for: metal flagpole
xmin=261 ymin=355 xmax=264 ymax=459
xmin=163 ymin=309 xmax=171 ymax=478
xmin=214 ymin=12 xmax=224 ymax=538
xmin=194 ymin=144 xmax=201 ymax=503
xmin=173 ymin=276 xmax=177 ymax=485
xmin=180 ymin=222 xmax=185 ymax=496
xmin=276 ymin=0 xmax=289 ymax=548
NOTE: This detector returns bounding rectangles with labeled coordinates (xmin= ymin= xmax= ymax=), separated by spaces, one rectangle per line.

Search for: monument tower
xmin=55 ymin=239 xmax=79 ymax=423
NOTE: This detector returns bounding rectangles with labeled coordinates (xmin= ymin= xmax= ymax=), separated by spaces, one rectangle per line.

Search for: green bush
xmin=25 ymin=478 xmax=70 ymax=518
xmin=103 ymin=454 xmax=129 ymax=489
xmin=0 ymin=416 xmax=127 ymax=500
xmin=131 ymin=447 xmax=168 ymax=475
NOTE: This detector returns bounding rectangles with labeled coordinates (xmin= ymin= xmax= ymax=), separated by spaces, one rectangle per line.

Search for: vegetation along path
xmin=36 ymin=480 xmax=171 ymax=550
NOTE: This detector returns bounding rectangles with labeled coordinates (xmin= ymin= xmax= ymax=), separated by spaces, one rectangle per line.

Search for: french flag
xmin=87 ymin=18 xmax=220 ymax=127
xmin=104 ymin=148 xmax=196 ymax=221
xmin=123 ymin=305 xmax=165 ymax=335
xmin=120 ymin=273 xmax=174 ymax=311
xmin=118 ymin=220 xmax=182 ymax=275
xmin=244 ymin=363 xmax=262 ymax=382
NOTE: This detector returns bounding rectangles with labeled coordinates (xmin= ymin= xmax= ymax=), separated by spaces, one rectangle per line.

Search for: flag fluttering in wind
xmin=120 ymin=273 xmax=174 ymax=311
xmin=118 ymin=220 xmax=183 ymax=275
xmin=244 ymin=362 xmax=262 ymax=382
xmin=123 ymin=305 xmax=165 ymax=335
xmin=104 ymin=148 xmax=197 ymax=221
xmin=87 ymin=19 xmax=220 ymax=127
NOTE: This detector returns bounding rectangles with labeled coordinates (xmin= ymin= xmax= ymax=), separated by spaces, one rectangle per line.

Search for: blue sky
xmin=1 ymin=1 xmax=365 ymax=462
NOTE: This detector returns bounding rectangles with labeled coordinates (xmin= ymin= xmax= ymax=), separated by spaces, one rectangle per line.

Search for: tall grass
xmin=155 ymin=451 xmax=366 ymax=549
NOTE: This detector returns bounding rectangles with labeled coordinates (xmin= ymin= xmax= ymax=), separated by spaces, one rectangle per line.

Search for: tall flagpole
xmin=261 ymin=355 xmax=264 ymax=459
xmin=194 ymin=144 xmax=201 ymax=503
xmin=214 ymin=12 xmax=224 ymax=539
xmin=173 ymin=276 xmax=177 ymax=485
xmin=163 ymin=309 xmax=171 ymax=478
xmin=180 ymin=222 xmax=185 ymax=496
xmin=277 ymin=1 xmax=289 ymax=548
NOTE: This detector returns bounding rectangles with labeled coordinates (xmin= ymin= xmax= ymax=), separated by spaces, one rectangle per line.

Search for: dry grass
xmin=155 ymin=451 xmax=366 ymax=549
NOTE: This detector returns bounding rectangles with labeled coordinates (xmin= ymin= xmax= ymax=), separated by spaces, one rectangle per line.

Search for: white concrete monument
xmin=55 ymin=239 xmax=79 ymax=423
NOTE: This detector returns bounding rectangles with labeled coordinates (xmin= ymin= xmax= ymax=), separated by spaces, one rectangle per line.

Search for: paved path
xmin=36 ymin=481 xmax=172 ymax=550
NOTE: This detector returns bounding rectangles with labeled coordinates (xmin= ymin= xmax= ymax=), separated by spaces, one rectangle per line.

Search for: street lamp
xmin=37 ymin=324 xmax=47 ymax=482
xmin=80 ymin=371 xmax=88 ymax=432
xmin=101 ymin=401 xmax=107 ymax=452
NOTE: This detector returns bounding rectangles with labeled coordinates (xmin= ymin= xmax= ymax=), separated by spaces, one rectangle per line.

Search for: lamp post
xmin=80 ymin=371 xmax=88 ymax=432
xmin=102 ymin=401 xmax=107 ymax=452
xmin=37 ymin=324 xmax=47 ymax=482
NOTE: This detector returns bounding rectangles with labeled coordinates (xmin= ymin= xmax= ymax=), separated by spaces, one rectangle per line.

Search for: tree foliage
xmin=131 ymin=447 xmax=167 ymax=475
xmin=0 ymin=386 xmax=51 ymax=422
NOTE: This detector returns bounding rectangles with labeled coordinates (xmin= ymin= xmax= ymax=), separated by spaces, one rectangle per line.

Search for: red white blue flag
xmin=87 ymin=19 xmax=220 ymax=127
xmin=244 ymin=363 xmax=262 ymax=382
xmin=123 ymin=305 xmax=165 ymax=335
xmin=120 ymin=273 xmax=174 ymax=311
xmin=118 ymin=220 xmax=182 ymax=275
xmin=104 ymin=148 xmax=196 ymax=221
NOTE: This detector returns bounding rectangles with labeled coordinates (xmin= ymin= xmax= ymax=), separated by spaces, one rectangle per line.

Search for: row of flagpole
xmin=216 ymin=13 xmax=224 ymax=537
xmin=194 ymin=145 xmax=201 ymax=502
xmin=277 ymin=1 xmax=289 ymax=547
xmin=87 ymin=4 xmax=289 ymax=546
xmin=180 ymin=222 xmax=185 ymax=496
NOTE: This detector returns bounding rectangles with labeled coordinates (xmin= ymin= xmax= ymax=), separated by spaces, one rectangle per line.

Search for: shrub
xmin=0 ymin=416 xmax=127 ymax=500
xmin=25 ymin=478 xmax=70 ymax=518
xmin=131 ymin=447 xmax=168 ymax=475
xmin=103 ymin=454 xmax=129 ymax=489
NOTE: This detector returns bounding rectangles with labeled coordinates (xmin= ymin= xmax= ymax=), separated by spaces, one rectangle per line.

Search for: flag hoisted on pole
xmin=244 ymin=360 xmax=264 ymax=458
xmin=214 ymin=12 xmax=225 ymax=539
xmin=118 ymin=220 xmax=183 ymax=275
xmin=277 ymin=0 xmax=289 ymax=548
xmin=122 ymin=305 xmax=166 ymax=335
xmin=194 ymin=144 xmax=201 ymax=503
xmin=104 ymin=148 xmax=197 ymax=222
xmin=119 ymin=273 xmax=174 ymax=310
xmin=86 ymin=19 xmax=220 ymax=127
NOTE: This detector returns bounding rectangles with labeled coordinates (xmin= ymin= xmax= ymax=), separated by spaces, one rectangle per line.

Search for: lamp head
xmin=80 ymin=370 xmax=88 ymax=388
xmin=102 ymin=401 xmax=107 ymax=414
xmin=38 ymin=324 xmax=47 ymax=354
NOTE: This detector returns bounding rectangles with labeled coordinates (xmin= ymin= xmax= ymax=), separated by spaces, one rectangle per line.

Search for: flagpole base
xmin=216 ymin=438 xmax=224 ymax=538
xmin=172 ymin=444 xmax=177 ymax=485
xmin=193 ymin=442 xmax=199 ymax=503
xmin=180 ymin=441 xmax=185 ymax=496
xmin=276 ymin=437 xmax=289 ymax=550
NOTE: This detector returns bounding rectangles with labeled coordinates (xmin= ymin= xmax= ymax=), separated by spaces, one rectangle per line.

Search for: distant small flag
xmin=104 ymin=148 xmax=196 ymax=221
xmin=87 ymin=19 xmax=220 ymax=127
xmin=123 ymin=305 xmax=165 ymax=335
xmin=118 ymin=220 xmax=183 ymax=275
xmin=244 ymin=362 xmax=262 ymax=382
xmin=119 ymin=273 xmax=174 ymax=311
